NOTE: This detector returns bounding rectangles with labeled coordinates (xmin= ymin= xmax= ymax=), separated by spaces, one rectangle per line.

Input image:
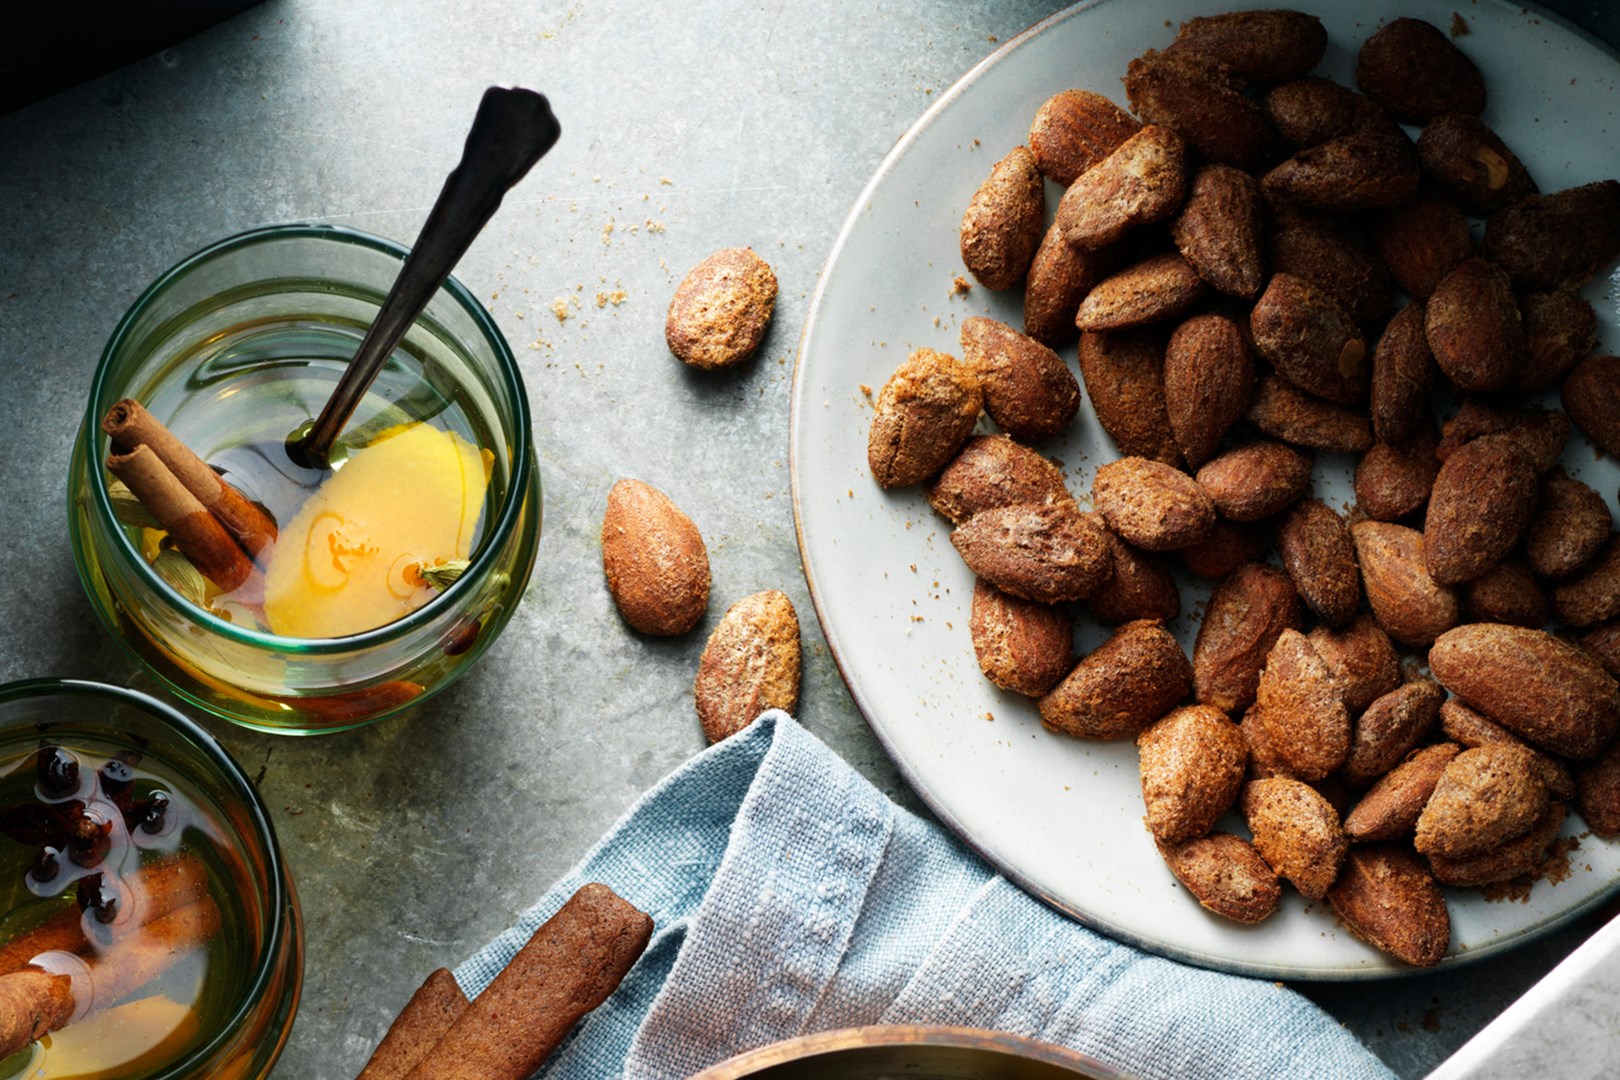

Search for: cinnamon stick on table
xmin=397 ymin=883 xmax=653 ymax=1080
xmin=356 ymin=968 xmax=469 ymax=1080
xmin=107 ymin=444 xmax=255 ymax=592
xmin=103 ymin=398 xmax=277 ymax=557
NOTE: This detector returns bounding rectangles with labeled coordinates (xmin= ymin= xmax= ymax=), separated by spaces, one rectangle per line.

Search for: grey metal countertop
xmin=1 ymin=2 xmax=1616 ymax=1077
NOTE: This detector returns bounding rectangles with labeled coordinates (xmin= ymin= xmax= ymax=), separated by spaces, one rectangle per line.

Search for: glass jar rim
xmin=0 ymin=677 xmax=295 ymax=1076
xmin=81 ymin=222 xmax=534 ymax=654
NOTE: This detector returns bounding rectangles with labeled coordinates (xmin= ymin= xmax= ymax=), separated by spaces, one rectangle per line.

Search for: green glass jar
xmin=68 ymin=225 xmax=541 ymax=734
xmin=0 ymin=678 xmax=301 ymax=1079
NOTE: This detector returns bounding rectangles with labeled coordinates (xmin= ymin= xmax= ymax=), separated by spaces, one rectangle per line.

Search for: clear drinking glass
xmin=0 ymin=678 xmax=302 ymax=1079
xmin=67 ymin=224 xmax=541 ymax=734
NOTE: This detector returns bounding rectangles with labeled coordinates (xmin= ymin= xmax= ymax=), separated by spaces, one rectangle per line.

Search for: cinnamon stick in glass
xmin=401 ymin=883 xmax=652 ymax=1080
xmin=107 ymin=444 xmax=255 ymax=592
xmin=356 ymin=968 xmax=469 ymax=1080
xmin=102 ymin=398 xmax=278 ymax=557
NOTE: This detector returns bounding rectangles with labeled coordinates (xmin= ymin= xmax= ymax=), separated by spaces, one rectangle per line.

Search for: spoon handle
xmin=290 ymin=87 xmax=561 ymax=469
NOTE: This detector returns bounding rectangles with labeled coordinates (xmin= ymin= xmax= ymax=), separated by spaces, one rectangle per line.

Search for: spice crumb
xmin=1450 ymin=12 xmax=1470 ymax=37
xmin=951 ymin=276 xmax=972 ymax=295
xmin=551 ymin=298 xmax=571 ymax=322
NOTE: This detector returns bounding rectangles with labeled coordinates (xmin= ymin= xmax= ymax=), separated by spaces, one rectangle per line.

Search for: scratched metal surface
xmin=0 ymin=2 xmax=1613 ymax=1077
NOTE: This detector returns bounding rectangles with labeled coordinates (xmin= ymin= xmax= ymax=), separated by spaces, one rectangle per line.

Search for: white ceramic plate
xmin=791 ymin=0 xmax=1620 ymax=979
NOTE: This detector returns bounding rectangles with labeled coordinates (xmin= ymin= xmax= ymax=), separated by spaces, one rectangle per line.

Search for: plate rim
xmin=789 ymin=0 xmax=1620 ymax=982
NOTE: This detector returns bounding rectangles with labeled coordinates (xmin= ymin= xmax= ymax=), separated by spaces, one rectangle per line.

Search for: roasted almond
xmin=1156 ymin=833 xmax=1281 ymax=924
xmin=1551 ymin=536 xmax=1620 ymax=629
xmin=1139 ymin=704 xmax=1247 ymax=844
xmin=1266 ymin=208 xmax=1393 ymax=331
xmin=1074 ymin=252 xmax=1206 ymax=333
xmin=1167 ymin=10 xmax=1326 ymax=84
xmin=1171 ymin=165 xmax=1264 ymax=299
xmin=1093 ymin=457 xmax=1216 ymax=551
xmin=1414 ymin=744 xmax=1545 ymax=859
xmin=1179 ymin=519 xmax=1272 ymax=580
xmin=1580 ymin=621 xmax=1620 ymax=681
xmin=1354 ymin=18 xmax=1485 ymax=124
xmin=867 ymin=348 xmax=983 ymax=488
xmin=1087 ymin=519 xmax=1182 ymax=625
xmin=1163 ymin=313 xmax=1254 ymax=467
xmin=1427 ymin=799 xmax=1566 ymax=887
xmin=1355 ymin=419 xmax=1440 ymax=523
xmin=1039 ymin=619 xmax=1192 ymax=740
xmin=959 ymin=316 xmax=1080 ymax=441
xmin=694 ymin=590 xmax=801 ymax=742
xmin=1028 ymin=89 xmax=1141 ymax=187
xmin=959 ymin=145 xmax=1044 ymax=290
xmin=1057 ymin=125 xmax=1188 ymax=252
xmin=1464 ymin=559 xmax=1548 ymax=629
xmin=1250 ymin=274 xmax=1368 ymax=406
xmin=1308 ymin=613 xmax=1402 ymax=715
xmin=1416 ymin=113 xmax=1536 ymax=216
xmin=1423 ymin=434 xmax=1538 ymax=586
xmin=1241 ymin=777 xmax=1347 ymax=901
xmin=1327 ymin=845 xmax=1449 ymax=967
xmin=1265 ymin=77 xmax=1391 ymax=148
xmin=1262 ymin=130 xmax=1420 ymax=213
xmin=1440 ymin=698 xmax=1577 ymax=802
xmin=1341 ymin=680 xmax=1444 ymax=790
xmin=1077 ymin=329 xmax=1182 ymax=467
xmin=1195 ymin=441 xmax=1313 ymax=523
xmin=1245 ymin=375 xmax=1373 ymax=454
xmin=665 ymin=248 xmax=778 ymax=370
xmin=1515 ymin=288 xmax=1598 ymax=394
xmin=1368 ymin=304 xmax=1436 ymax=444
xmin=1277 ymin=499 xmax=1360 ymax=627
xmin=1483 ymin=181 xmax=1620 ymax=290
xmin=1425 ymin=258 xmax=1524 ymax=393
xmin=1252 ymin=628 xmax=1350 ymax=781
xmin=1193 ymin=563 xmax=1303 ymax=714
xmin=1576 ymin=738 xmax=1620 ymax=837
xmin=1435 ymin=400 xmax=1570 ymax=474
xmin=969 ymin=580 xmax=1074 ymax=697
xmin=1371 ymin=191 xmax=1474 ymax=301
xmin=925 ymin=435 xmax=1071 ymax=526
xmin=951 ymin=501 xmax=1113 ymax=604
xmin=1429 ymin=623 xmax=1620 ymax=760
xmin=1562 ymin=353 xmax=1620 ymax=460
xmin=1344 ymin=743 xmax=1462 ymax=843
xmin=1023 ymin=224 xmax=1119 ymax=347
xmin=601 ymin=478 xmax=711 ymax=636
xmin=1350 ymin=521 xmax=1460 ymax=648
xmin=1123 ymin=49 xmax=1275 ymax=170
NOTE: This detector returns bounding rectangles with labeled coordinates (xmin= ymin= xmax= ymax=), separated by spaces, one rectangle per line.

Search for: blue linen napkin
xmin=454 ymin=711 xmax=1394 ymax=1080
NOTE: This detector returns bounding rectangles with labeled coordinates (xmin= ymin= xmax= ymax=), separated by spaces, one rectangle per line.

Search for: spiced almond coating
xmin=1551 ymin=536 xmax=1620 ymax=629
xmin=1416 ymin=112 xmax=1536 ymax=215
xmin=1056 ymin=125 xmax=1188 ymax=252
xmin=1262 ymin=130 xmax=1420 ymax=213
xmin=1351 ymin=521 xmax=1460 ymax=648
xmin=1170 ymin=165 xmax=1264 ymax=299
xmin=1435 ymin=400 xmax=1569 ymax=474
xmin=1241 ymin=777 xmax=1347 ymax=900
xmin=1308 ymin=613 xmax=1402 ymax=716
xmin=1562 ymin=354 xmax=1620 ymax=461
xmin=1576 ymin=737 xmax=1620 ymax=837
xmin=1464 ymin=559 xmax=1548 ymax=629
xmin=925 ymin=435 xmax=1072 ymax=526
xmin=960 ymin=145 xmax=1044 ymax=290
xmin=1355 ymin=420 xmax=1441 ymax=523
xmin=665 ymin=248 xmax=778 ymax=370
xmin=1371 ymin=192 xmax=1474 ymax=302
xmin=1265 ymin=77 xmax=1391 ymax=148
xmin=1343 ymin=743 xmax=1462 ymax=843
xmin=1369 ymin=304 xmax=1437 ymax=445
xmin=1414 ymin=744 xmax=1546 ymax=859
xmin=1074 ymin=253 xmax=1206 ymax=333
xmin=1245 ymin=375 xmax=1372 ymax=454
xmin=1483 ymin=181 xmax=1620 ymax=290
xmin=1086 ymin=520 xmax=1182 ymax=625
xmin=1195 ymin=442 xmax=1313 ymax=523
xmin=969 ymin=580 xmax=1073 ymax=698
xmin=1092 ymin=457 xmax=1217 ymax=552
xmin=951 ymin=501 xmax=1113 ymax=604
xmin=1516 ymin=288 xmax=1598 ymax=394
xmin=1440 ymin=698 xmax=1577 ymax=801
xmin=1423 ymin=434 xmax=1538 ymax=586
xmin=1193 ymin=564 xmax=1303 ymax=715
xmin=1341 ymin=679 xmax=1445 ymax=790
xmin=1252 ymin=629 xmax=1350 ymax=782
xmin=1156 ymin=833 xmax=1282 ymax=924
xmin=1355 ymin=17 xmax=1485 ymax=124
xmin=1427 ymin=799 xmax=1566 ymax=887
xmin=959 ymin=316 xmax=1080 ymax=441
xmin=1139 ymin=705 xmax=1248 ymax=845
xmin=1425 ymin=258 xmax=1524 ymax=394
xmin=1039 ymin=619 xmax=1192 ymax=740
xmin=1163 ymin=313 xmax=1255 ymax=468
xmin=1028 ymin=89 xmax=1141 ymax=187
xmin=1277 ymin=499 xmax=1361 ymax=628
xmin=694 ymin=590 xmax=801 ymax=743
xmin=1266 ymin=207 xmax=1392 ymax=331
xmin=1078 ymin=329 xmax=1183 ymax=467
xmin=1167 ymin=10 xmax=1326 ymax=85
xmin=867 ymin=348 xmax=983 ymax=489
xmin=1124 ymin=49 xmax=1276 ymax=170
xmin=1327 ymin=845 xmax=1449 ymax=967
xmin=1023 ymin=224 xmax=1120 ymax=347
xmin=601 ymin=479 xmax=711 ymax=637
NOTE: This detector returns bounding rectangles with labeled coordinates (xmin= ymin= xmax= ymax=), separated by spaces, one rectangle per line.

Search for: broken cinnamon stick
xmin=356 ymin=968 xmax=469 ymax=1080
xmin=400 ymin=883 xmax=652 ymax=1080
xmin=0 ymin=968 xmax=74 ymax=1058
xmin=107 ymin=444 xmax=255 ymax=592
xmin=102 ymin=399 xmax=277 ymax=557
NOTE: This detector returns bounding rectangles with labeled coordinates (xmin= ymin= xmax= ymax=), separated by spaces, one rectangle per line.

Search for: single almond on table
xmin=1355 ymin=420 xmax=1441 ymax=523
xmin=665 ymin=248 xmax=778 ymax=370
xmin=1056 ymin=124 xmax=1188 ymax=252
xmin=1073 ymin=252 xmax=1206 ymax=333
xmin=1166 ymin=9 xmax=1326 ymax=85
xmin=1163 ymin=313 xmax=1254 ymax=467
xmin=1123 ymin=48 xmax=1275 ymax=170
xmin=1416 ymin=113 xmax=1536 ymax=216
xmin=1241 ymin=777 xmax=1347 ymax=901
xmin=1308 ymin=613 xmax=1401 ymax=716
xmin=1078 ymin=329 xmax=1182 ymax=467
xmin=1169 ymin=164 xmax=1264 ymax=299
xmin=969 ymin=580 xmax=1073 ymax=698
xmin=1277 ymin=499 xmax=1361 ymax=628
xmin=959 ymin=315 xmax=1080 ymax=442
xmin=1245 ymin=375 xmax=1372 ymax=454
xmin=1425 ymin=258 xmax=1524 ymax=394
xmin=951 ymin=501 xmax=1112 ymax=604
xmin=1341 ymin=679 xmax=1445 ymax=790
xmin=1368 ymin=303 xmax=1437 ymax=445
xmin=1551 ymin=536 xmax=1620 ymax=629
xmin=1429 ymin=623 xmax=1620 ymax=760
xmin=867 ymin=348 xmax=983 ymax=489
xmin=1156 ymin=833 xmax=1281 ymax=925
xmin=959 ymin=145 xmax=1044 ymax=290
xmin=1092 ymin=457 xmax=1216 ymax=552
xmin=1027 ymin=89 xmax=1141 ymax=187
xmin=1195 ymin=441 xmax=1313 ymax=523
xmin=601 ymin=479 xmax=711 ymax=636
xmin=1327 ymin=845 xmax=1449 ymax=967
xmin=1414 ymin=744 xmax=1546 ymax=859
xmin=1371 ymin=192 xmax=1474 ymax=302
xmin=1251 ymin=629 xmax=1350 ymax=782
xmin=1038 ymin=619 xmax=1191 ymax=741
xmin=1354 ymin=17 xmax=1485 ymax=123
xmin=694 ymin=590 xmax=801 ymax=743
xmin=1344 ymin=743 xmax=1462 ymax=843
xmin=924 ymin=435 xmax=1071 ymax=526
xmin=1422 ymin=433 xmax=1538 ymax=586
xmin=1350 ymin=521 xmax=1459 ymax=648
xmin=1483 ymin=180 xmax=1620 ymax=290
xmin=1138 ymin=705 xmax=1247 ymax=845
xmin=1192 ymin=563 xmax=1303 ymax=715
xmin=1562 ymin=353 xmax=1620 ymax=461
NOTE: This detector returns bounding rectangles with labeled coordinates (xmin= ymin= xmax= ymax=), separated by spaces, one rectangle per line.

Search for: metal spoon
xmin=285 ymin=86 xmax=560 ymax=470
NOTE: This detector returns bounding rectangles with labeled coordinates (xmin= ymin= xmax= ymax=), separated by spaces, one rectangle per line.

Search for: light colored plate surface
xmin=791 ymin=0 xmax=1620 ymax=979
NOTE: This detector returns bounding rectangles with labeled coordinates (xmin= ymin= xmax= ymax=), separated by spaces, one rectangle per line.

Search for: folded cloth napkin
xmin=455 ymin=712 xmax=1394 ymax=1080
